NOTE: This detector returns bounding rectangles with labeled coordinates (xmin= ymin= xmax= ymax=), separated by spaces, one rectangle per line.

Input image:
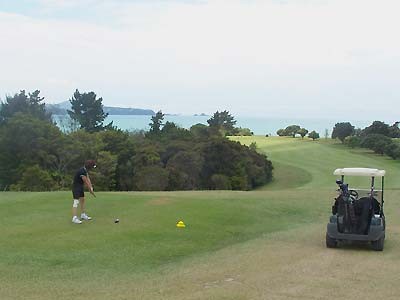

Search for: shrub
xmin=211 ymin=174 xmax=232 ymax=190
xmin=344 ymin=136 xmax=361 ymax=148
xmin=90 ymin=151 xmax=117 ymax=191
xmin=235 ymin=127 xmax=253 ymax=136
xmin=134 ymin=165 xmax=169 ymax=191
xmin=385 ymin=143 xmax=400 ymax=160
xmin=15 ymin=165 xmax=58 ymax=191
xmin=166 ymin=150 xmax=203 ymax=190
xmin=167 ymin=168 xmax=190 ymax=190
xmin=360 ymin=134 xmax=392 ymax=155
xmin=230 ymin=175 xmax=249 ymax=190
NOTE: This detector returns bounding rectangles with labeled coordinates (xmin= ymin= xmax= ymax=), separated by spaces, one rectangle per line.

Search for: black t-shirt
xmin=73 ymin=167 xmax=88 ymax=186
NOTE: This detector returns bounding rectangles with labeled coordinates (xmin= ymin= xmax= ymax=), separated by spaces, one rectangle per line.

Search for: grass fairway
xmin=2 ymin=137 xmax=400 ymax=300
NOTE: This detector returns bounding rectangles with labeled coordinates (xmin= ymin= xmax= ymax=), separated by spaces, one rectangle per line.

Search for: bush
xmin=211 ymin=174 xmax=232 ymax=190
xmin=230 ymin=175 xmax=248 ymax=190
xmin=344 ymin=136 xmax=361 ymax=148
xmin=14 ymin=165 xmax=58 ymax=191
xmin=235 ymin=127 xmax=253 ymax=136
xmin=166 ymin=150 xmax=203 ymax=190
xmin=360 ymin=134 xmax=392 ymax=155
xmin=167 ymin=168 xmax=190 ymax=190
xmin=190 ymin=123 xmax=210 ymax=140
xmin=385 ymin=143 xmax=400 ymax=160
xmin=134 ymin=165 xmax=169 ymax=191
xmin=90 ymin=151 xmax=118 ymax=191
xmin=245 ymin=149 xmax=273 ymax=188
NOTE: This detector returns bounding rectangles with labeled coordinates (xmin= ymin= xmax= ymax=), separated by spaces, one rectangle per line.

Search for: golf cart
xmin=326 ymin=168 xmax=386 ymax=251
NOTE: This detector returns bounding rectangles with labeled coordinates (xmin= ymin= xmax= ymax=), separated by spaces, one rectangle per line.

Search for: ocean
xmin=55 ymin=114 xmax=379 ymax=136
xmin=108 ymin=115 xmax=379 ymax=136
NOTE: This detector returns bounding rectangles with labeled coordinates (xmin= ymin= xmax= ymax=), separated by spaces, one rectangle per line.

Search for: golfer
xmin=72 ymin=160 xmax=96 ymax=224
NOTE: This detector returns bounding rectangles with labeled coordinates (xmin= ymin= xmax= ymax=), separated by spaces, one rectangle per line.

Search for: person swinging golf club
xmin=71 ymin=160 xmax=96 ymax=224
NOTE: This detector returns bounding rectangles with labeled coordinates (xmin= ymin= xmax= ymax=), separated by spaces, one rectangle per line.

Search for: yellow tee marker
xmin=176 ymin=220 xmax=186 ymax=228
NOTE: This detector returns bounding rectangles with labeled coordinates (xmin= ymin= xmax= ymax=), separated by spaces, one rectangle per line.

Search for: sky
xmin=0 ymin=0 xmax=399 ymax=119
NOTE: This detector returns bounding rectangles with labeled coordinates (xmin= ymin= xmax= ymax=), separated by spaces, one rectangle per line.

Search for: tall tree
xmin=332 ymin=122 xmax=355 ymax=143
xmin=148 ymin=110 xmax=165 ymax=134
xmin=276 ymin=128 xmax=286 ymax=136
xmin=67 ymin=89 xmax=112 ymax=132
xmin=298 ymin=128 xmax=309 ymax=139
xmin=362 ymin=121 xmax=390 ymax=137
xmin=0 ymin=113 xmax=63 ymax=188
xmin=360 ymin=134 xmax=391 ymax=155
xmin=284 ymin=125 xmax=301 ymax=137
xmin=207 ymin=110 xmax=238 ymax=136
xmin=0 ymin=90 xmax=52 ymax=124
xmin=388 ymin=122 xmax=400 ymax=138
xmin=308 ymin=130 xmax=320 ymax=141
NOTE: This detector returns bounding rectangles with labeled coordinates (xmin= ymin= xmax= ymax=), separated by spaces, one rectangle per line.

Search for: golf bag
xmin=332 ymin=188 xmax=381 ymax=235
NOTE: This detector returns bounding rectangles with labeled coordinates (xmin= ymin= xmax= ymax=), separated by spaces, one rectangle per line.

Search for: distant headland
xmin=46 ymin=101 xmax=155 ymax=116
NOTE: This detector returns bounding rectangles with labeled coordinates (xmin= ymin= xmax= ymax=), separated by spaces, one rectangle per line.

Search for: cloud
xmin=0 ymin=0 xmax=400 ymax=118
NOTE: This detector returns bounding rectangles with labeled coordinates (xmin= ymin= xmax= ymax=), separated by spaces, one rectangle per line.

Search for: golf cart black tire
xmin=371 ymin=235 xmax=385 ymax=251
xmin=326 ymin=233 xmax=338 ymax=248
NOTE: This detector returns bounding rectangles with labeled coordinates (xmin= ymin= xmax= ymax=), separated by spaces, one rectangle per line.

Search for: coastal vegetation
xmin=0 ymin=90 xmax=272 ymax=191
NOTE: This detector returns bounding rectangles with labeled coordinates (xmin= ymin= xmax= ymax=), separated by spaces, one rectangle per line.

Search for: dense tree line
xmin=0 ymin=90 xmax=273 ymax=191
xmin=332 ymin=121 xmax=400 ymax=159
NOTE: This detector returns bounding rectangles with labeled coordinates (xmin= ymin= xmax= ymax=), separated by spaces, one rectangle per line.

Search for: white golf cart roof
xmin=333 ymin=168 xmax=386 ymax=177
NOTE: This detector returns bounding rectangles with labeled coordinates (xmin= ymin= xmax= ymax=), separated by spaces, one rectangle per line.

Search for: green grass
xmin=0 ymin=190 xmax=323 ymax=276
xmin=231 ymin=136 xmax=400 ymax=189
xmin=2 ymin=137 xmax=400 ymax=299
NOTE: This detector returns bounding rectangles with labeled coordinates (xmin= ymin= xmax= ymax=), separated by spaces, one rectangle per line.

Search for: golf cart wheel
xmin=371 ymin=235 xmax=385 ymax=251
xmin=326 ymin=233 xmax=337 ymax=248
